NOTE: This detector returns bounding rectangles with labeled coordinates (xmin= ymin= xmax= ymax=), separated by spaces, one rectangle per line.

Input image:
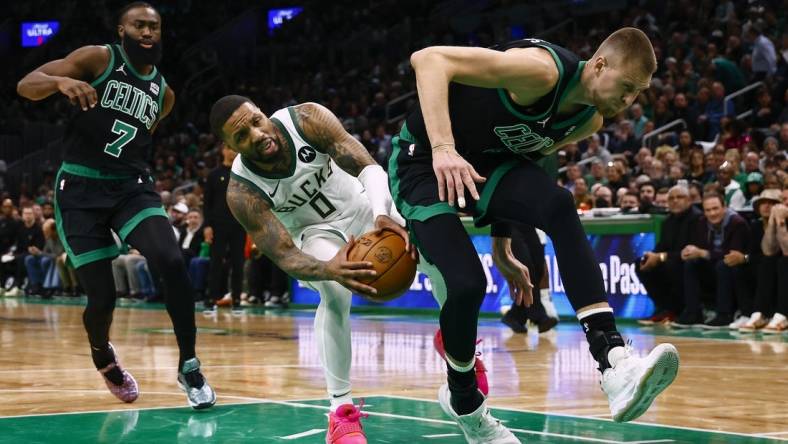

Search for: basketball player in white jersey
xmin=209 ymin=95 xmax=412 ymax=444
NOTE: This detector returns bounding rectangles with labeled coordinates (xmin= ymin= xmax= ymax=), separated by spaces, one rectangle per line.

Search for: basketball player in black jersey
xmin=392 ymin=28 xmax=679 ymax=442
xmin=17 ymin=2 xmax=215 ymax=409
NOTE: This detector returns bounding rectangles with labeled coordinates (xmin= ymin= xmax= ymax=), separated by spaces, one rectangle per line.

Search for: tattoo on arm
xmin=293 ymin=102 xmax=376 ymax=176
xmin=226 ymin=178 xmax=329 ymax=281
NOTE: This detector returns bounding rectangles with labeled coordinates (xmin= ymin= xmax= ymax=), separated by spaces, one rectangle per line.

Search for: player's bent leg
xmin=125 ymin=216 xmax=215 ymax=409
xmin=485 ymin=163 xmax=678 ymax=422
xmin=419 ymin=250 xmax=489 ymax=396
xmin=76 ymin=259 xmax=138 ymax=403
xmin=412 ymin=214 xmax=516 ymax=440
xmin=301 ymin=234 xmax=367 ymax=444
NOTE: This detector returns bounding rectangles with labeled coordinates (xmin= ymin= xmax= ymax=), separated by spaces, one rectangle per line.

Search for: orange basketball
xmin=347 ymin=229 xmax=417 ymax=302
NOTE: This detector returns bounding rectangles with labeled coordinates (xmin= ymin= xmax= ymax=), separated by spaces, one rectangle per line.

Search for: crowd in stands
xmin=0 ymin=1 xmax=786 ymax=327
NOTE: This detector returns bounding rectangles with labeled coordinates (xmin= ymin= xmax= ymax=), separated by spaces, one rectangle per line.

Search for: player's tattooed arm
xmin=226 ymin=177 xmax=378 ymax=294
xmin=226 ymin=177 xmax=330 ymax=281
xmin=292 ymin=102 xmax=376 ymax=176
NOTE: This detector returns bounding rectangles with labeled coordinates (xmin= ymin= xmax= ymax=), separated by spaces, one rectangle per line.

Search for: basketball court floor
xmin=0 ymin=298 xmax=786 ymax=443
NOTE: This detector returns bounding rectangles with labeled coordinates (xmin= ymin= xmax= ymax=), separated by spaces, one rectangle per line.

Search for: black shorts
xmin=54 ymin=162 xmax=167 ymax=268
xmin=387 ymin=122 xmax=520 ymax=227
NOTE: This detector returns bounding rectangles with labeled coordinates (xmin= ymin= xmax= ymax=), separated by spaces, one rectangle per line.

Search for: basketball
xmin=347 ymin=229 xmax=417 ymax=302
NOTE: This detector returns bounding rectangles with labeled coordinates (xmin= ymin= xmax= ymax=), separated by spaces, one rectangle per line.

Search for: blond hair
xmin=595 ymin=27 xmax=657 ymax=76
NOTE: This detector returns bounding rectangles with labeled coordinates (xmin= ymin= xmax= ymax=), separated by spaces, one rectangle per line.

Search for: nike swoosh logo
xmin=270 ymin=181 xmax=281 ymax=197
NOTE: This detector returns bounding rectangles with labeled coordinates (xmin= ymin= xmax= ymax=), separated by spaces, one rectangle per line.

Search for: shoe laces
xmin=330 ymin=400 xmax=368 ymax=437
xmin=183 ymin=370 xmax=205 ymax=389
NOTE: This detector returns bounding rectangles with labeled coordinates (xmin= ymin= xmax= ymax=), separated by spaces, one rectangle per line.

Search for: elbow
xmin=410 ymin=47 xmax=442 ymax=70
xmin=16 ymin=78 xmax=40 ymax=101
xmin=409 ymin=49 xmax=428 ymax=68
xmin=16 ymin=80 xmax=30 ymax=100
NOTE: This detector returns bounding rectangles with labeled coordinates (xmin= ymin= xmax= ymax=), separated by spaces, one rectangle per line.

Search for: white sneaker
xmin=738 ymin=312 xmax=769 ymax=332
xmin=437 ymin=384 xmax=520 ymax=444
xmin=728 ymin=315 xmax=749 ymax=330
xmin=762 ymin=313 xmax=788 ymax=334
xmin=541 ymin=289 xmax=558 ymax=320
xmin=601 ymin=344 xmax=679 ymax=422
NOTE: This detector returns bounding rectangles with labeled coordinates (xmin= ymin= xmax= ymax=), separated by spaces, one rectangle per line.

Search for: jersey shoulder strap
xmin=90 ymin=44 xmax=118 ymax=88
xmin=230 ymin=155 xmax=275 ymax=207
xmin=491 ymin=38 xmax=582 ymax=120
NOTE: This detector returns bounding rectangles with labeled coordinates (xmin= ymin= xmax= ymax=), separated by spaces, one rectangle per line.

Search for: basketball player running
xmin=209 ymin=96 xmax=411 ymax=444
xmin=16 ymin=2 xmax=215 ymax=409
xmin=392 ymin=28 xmax=679 ymax=442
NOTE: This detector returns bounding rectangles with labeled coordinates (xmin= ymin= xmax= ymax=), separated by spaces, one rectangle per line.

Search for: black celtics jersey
xmin=61 ymin=44 xmax=166 ymax=175
xmin=405 ymin=38 xmax=596 ymax=166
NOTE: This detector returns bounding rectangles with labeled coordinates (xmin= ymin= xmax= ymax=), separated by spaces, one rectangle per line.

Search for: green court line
xmin=0 ymin=395 xmax=778 ymax=443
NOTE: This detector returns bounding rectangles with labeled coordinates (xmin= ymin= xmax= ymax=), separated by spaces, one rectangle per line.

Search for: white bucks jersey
xmin=230 ymin=107 xmax=373 ymax=245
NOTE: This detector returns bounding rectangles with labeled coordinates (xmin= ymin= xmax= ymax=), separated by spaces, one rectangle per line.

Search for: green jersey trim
xmin=229 ymin=171 xmax=274 ymax=207
xmin=90 ymin=44 xmax=116 ymax=87
xmin=287 ymin=106 xmax=325 ymax=153
xmin=60 ymin=162 xmax=135 ymax=179
xmin=552 ymin=61 xmax=597 ymax=129
xmin=157 ymin=77 xmax=167 ymax=113
xmin=115 ymin=44 xmax=158 ymax=81
xmin=496 ymin=45 xmax=565 ymax=122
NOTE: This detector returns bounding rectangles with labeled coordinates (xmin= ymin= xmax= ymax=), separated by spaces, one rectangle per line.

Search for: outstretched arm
xmin=226 ymin=177 xmax=378 ymax=295
xmin=17 ymin=45 xmax=109 ymax=109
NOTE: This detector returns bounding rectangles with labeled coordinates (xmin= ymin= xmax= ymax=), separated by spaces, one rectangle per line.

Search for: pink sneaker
xmin=326 ymin=402 xmax=367 ymax=444
xmin=98 ymin=343 xmax=139 ymax=403
xmin=433 ymin=329 xmax=489 ymax=396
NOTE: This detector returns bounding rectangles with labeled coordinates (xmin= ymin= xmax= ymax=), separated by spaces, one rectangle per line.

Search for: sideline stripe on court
xmin=376 ymin=393 xmax=778 ymax=441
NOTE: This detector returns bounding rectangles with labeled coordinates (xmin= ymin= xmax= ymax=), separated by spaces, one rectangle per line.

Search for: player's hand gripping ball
xmin=347 ymin=229 xmax=417 ymax=302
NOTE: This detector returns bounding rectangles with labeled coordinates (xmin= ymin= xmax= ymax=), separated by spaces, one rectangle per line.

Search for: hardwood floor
xmin=0 ymin=298 xmax=786 ymax=442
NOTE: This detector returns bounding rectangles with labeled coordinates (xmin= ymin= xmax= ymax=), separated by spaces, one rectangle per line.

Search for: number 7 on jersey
xmin=104 ymin=119 xmax=137 ymax=158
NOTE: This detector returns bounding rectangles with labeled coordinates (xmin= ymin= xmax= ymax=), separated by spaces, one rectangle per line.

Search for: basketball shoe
xmin=326 ymin=403 xmax=367 ymax=444
xmin=177 ymin=358 xmax=216 ymax=409
xmin=98 ymin=342 xmax=138 ymax=403
xmin=438 ymin=384 xmax=519 ymax=444
xmin=433 ymin=329 xmax=488 ymax=396
xmin=762 ymin=313 xmax=788 ymax=334
xmin=601 ymin=343 xmax=679 ymax=422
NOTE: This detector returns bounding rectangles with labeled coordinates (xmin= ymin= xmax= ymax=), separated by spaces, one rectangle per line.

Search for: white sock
xmin=607 ymin=346 xmax=629 ymax=368
xmin=330 ymin=392 xmax=354 ymax=412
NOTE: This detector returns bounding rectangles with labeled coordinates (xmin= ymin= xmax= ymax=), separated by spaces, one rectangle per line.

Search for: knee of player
xmin=445 ymin=267 xmax=487 ymax=301
xmin=318 ymin=283 xmax=352 ymax=308
xmin=153 ymin=250 xmax=186 ymax=272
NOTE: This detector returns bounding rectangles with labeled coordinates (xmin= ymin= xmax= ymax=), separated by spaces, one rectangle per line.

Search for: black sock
xmin=579 ymin=310 xmax=625 ymax=373
xmin=91 ymin=345 xmax=124 ymax=385
xmin=447 ymin=366 xmax=483 ymax=415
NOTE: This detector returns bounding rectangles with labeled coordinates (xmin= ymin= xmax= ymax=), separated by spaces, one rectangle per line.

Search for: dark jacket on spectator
xmin=0 ymin=216 xmax=19 ymax=253
xmin=203 ymin=164 xmax=242 ymax=229
xmin=178 ymin=224 xmax=205 ymax=262
xmin=16 ymin=223 xmax=45 ymax=255
xmin=690 ymin=209 xmax=750 ymax=261
xmin=656 ymin=206 xmax=703 ymax=261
